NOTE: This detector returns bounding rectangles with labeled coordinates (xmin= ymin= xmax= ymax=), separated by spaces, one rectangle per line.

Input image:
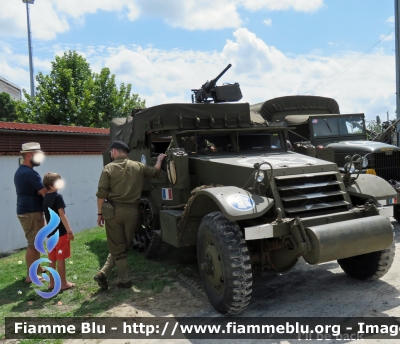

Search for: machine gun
xmin=191 ymin=64 xmax=243 ymax=103
xmin=372 ymin=117 xmax=400 ymax=145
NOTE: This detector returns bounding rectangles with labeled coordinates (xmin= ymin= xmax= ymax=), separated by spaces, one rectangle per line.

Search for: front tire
xmin=337 ymin=233 xmax=395 ymax=280
xmin=197 ymin=212 xmax=252 ymax=314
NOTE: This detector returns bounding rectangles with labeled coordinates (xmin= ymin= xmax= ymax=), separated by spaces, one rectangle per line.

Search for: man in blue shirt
xmin=14 ymin=142 xmax=47 ymax=283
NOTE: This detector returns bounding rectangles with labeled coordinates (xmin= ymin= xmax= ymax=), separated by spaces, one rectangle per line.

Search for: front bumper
xmin=244 ymin=212 xmax=394 ymax=265
xmin=377 ymin=199 xmax=395 ymax=218
xmin=244 ymin=209 xmax=375 ymax=241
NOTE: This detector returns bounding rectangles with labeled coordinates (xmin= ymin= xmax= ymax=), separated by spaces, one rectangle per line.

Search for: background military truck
xmin=105 ymin=102 xmax=396 ymax=314
xmin=250 ymin=95 xmax=400 ymax=221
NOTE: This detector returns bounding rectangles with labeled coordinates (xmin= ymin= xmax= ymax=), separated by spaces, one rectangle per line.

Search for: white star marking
xmin=58 ymin=250 xmax=63 ymax=254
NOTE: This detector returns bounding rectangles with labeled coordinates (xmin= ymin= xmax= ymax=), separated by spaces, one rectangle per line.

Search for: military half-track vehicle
xmin=251 ymin=95 xmax=400 ymax=221
xmin=105 ymin=102 xmax=396 ymax=314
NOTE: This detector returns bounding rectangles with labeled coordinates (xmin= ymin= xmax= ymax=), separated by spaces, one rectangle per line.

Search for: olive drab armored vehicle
xmin=251 ymin=95 xmax=400 ymax=222
xmin=104 ymin=102 xmax=396 ymax=315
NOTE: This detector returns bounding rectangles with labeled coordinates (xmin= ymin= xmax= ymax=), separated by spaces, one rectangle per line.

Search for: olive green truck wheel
xmin=338 ymin=234 xmax=395 ymax=280
xmin=197 ymin=212 xmax=253 ymax=314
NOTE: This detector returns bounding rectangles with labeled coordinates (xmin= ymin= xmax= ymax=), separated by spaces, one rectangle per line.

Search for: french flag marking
xmin=162 ymin=188 xmax=173 ymax=200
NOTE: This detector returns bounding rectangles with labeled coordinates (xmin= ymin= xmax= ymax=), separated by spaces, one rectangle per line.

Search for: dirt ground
xmin=49 ymin=219 xmax=400 ymax=343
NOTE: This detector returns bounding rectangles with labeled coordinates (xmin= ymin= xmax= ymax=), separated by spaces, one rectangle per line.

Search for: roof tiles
xmin=0 ymin=121 xmax=109 ymax=135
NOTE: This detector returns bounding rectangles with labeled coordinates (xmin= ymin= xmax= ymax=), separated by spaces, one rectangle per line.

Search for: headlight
xmin=255 ymin=171 xmax=265 ymax=182
xmin=362 ymin=156 xmax=368 ymax=168
xmin=344 ymin=162 xmax=356 ymax=173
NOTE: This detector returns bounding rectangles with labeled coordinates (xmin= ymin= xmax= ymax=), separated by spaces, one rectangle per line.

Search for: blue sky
xmin=0 ymin=0 xmax=396 ymax=120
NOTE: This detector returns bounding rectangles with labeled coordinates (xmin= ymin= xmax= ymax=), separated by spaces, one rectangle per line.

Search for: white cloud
xmin=0 ymin=42 xmax=51 ymax=94
xmin=263 ymin=18 xmax=272 ymax=26
xmin=138 ymin=0 xmax=242 ymax=30
xmin=0 ymin=0 xmax=240 ymax=40
xmin=386 ymin=16 xmax=395 ymax=24
xmin=0 ymin=0 xmax=325 ymax=41
xmin=380 ymin=31 xmax=395 ymax=42
xmin=3 ymin=28 xmax=394 ymax=120
xmin=94 ymin=28 xmax=395 ymax=120
xmin=240 ymin=0 xmax=324 ymax=12
xmin=0 ymin=0 xmax=69 ymax=40
xmin=52 ymin=0 xmax=142 ymax=23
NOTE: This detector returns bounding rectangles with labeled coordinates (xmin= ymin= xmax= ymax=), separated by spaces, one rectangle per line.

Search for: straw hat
xmin=20 ymin=142 xmax=43 ymax=153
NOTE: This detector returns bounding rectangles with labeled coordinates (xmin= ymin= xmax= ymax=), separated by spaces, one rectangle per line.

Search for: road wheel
xmin=393 ymin=205 xmax=400 ymax=222
xmin=337 ymin=233 xmax=395 ymax=280
xmin=132 ymin=199 xmax=169 ymax=258
xmin=197 ymin=212 xmax=252 ymax=314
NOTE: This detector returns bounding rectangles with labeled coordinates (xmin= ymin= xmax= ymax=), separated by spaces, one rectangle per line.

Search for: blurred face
xmin=53 ymin=178 xmax=65 ymax=190
xmin=29 ymin=152 xmax=45 ymax=166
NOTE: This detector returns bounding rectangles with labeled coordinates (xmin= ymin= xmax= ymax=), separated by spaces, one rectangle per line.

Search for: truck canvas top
xmin=110 ymin=103 xmax=251 ymax=149
xmin=251 ymin=95 xmax=340 ymax=123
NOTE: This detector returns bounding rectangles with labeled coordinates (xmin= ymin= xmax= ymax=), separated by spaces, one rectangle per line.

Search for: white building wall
xmin=1 ymin=155 xmax=104 ymax=253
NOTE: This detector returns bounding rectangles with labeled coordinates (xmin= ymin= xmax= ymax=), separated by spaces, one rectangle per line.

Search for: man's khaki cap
xmin=20 ymin=142 xmax=43 ymax=153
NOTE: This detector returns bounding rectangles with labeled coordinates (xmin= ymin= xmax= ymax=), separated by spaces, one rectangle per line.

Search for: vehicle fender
xmin=346 ymin=174 xmax=396 ymax=200
xmin=185 ymin=186 xmax=274 ymax=222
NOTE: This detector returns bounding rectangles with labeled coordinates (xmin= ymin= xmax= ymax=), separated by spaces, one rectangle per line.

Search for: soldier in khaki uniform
xmin=94 ymin=141 xmax=166 ymax=289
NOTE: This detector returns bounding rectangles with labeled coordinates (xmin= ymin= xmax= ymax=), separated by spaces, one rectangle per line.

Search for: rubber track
xmin=368 ymin=232 xmax=396 ymax=280
xmin=176 ymin=274 xmax=210 ymax=303
xmin=142 ymin=231 xmax=167 ymax=258
xmin=338 ymin=227 xmax=396 ymax=281
xmin=136 ymin=198 xmax=170 ymax=258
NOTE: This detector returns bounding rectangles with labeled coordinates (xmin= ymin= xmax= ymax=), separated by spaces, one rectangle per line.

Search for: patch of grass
xmin=0 ymin=226 xmax=198 ymax=339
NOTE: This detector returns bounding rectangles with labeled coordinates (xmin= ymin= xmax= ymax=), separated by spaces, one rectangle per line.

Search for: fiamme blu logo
xmin=29 ymin=208 xmax=62 ymax=298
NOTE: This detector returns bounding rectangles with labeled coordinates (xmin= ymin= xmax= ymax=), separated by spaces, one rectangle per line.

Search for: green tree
xmin=91 ymin=68 xmax=146 ymax=127
xmin=366 ymin=121 xmax=383 ymax=140
xmin=18 ymin=50 xmax=145 ymax=127
xmin=0 ymin=92 xmax=18 ymax=122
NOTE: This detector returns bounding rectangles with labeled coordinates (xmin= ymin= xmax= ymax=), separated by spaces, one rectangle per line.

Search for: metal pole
xmin=395 ymin=0 xmax=400 ymax=145
xmin=25 ymin=2 xmax=35 ymax=98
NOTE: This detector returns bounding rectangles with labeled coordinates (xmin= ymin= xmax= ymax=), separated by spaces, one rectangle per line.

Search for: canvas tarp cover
xmin=284 ymin=115 xmax=314 ymax=126
xmin=121 ymin=115 xmax=134 ymax=144
xmin=250 ymin=102 xmax=266 ymax=124
xmin=258 ymin=95 xmax=340 ymax=122
xmin=110 ymin=117 xmax=127 ymax=146
xmin=130 ymin=103 xmax=250 ymax=147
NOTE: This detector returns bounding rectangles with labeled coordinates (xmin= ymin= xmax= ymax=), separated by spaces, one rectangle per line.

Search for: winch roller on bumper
xmin=303 ymin=216 xmax=394 ymax=265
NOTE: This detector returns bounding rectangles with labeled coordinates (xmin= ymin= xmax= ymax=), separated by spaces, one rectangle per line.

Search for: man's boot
xmin=94 ymin=271 xmax=108 ymax=290
xmin=94 ymin=254 xmax=115 ymax=290
xmin=115 ymin=259 xmax=132 ymax=288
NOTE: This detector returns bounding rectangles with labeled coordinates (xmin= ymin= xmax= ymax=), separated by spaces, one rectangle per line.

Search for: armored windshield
xmin=311 ymin=115 xmax=365 ymax=137
xmin=175 ymin=130 xmax=285 ymax=155
xmin=238 ymin=133 xmax=284 ymax=151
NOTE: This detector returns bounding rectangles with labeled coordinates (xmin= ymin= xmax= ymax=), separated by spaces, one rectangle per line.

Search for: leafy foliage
xmin=17 ymin=51 xmax=145 ymax=127
xmin=366 ymin=119 xmax=396 ymax=140
xmin=0 ymin=92 xmax=18 ymax=122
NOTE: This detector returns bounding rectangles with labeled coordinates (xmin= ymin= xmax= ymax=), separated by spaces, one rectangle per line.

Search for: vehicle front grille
xmin=275 ymin=171 xmax=350 ymax=218
xmin=373 ymin=151 xmax=400 ymax=181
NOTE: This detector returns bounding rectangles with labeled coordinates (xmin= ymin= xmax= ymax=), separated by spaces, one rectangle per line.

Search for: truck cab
xmin=251 ymin=95 xmax=400 ymax=220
